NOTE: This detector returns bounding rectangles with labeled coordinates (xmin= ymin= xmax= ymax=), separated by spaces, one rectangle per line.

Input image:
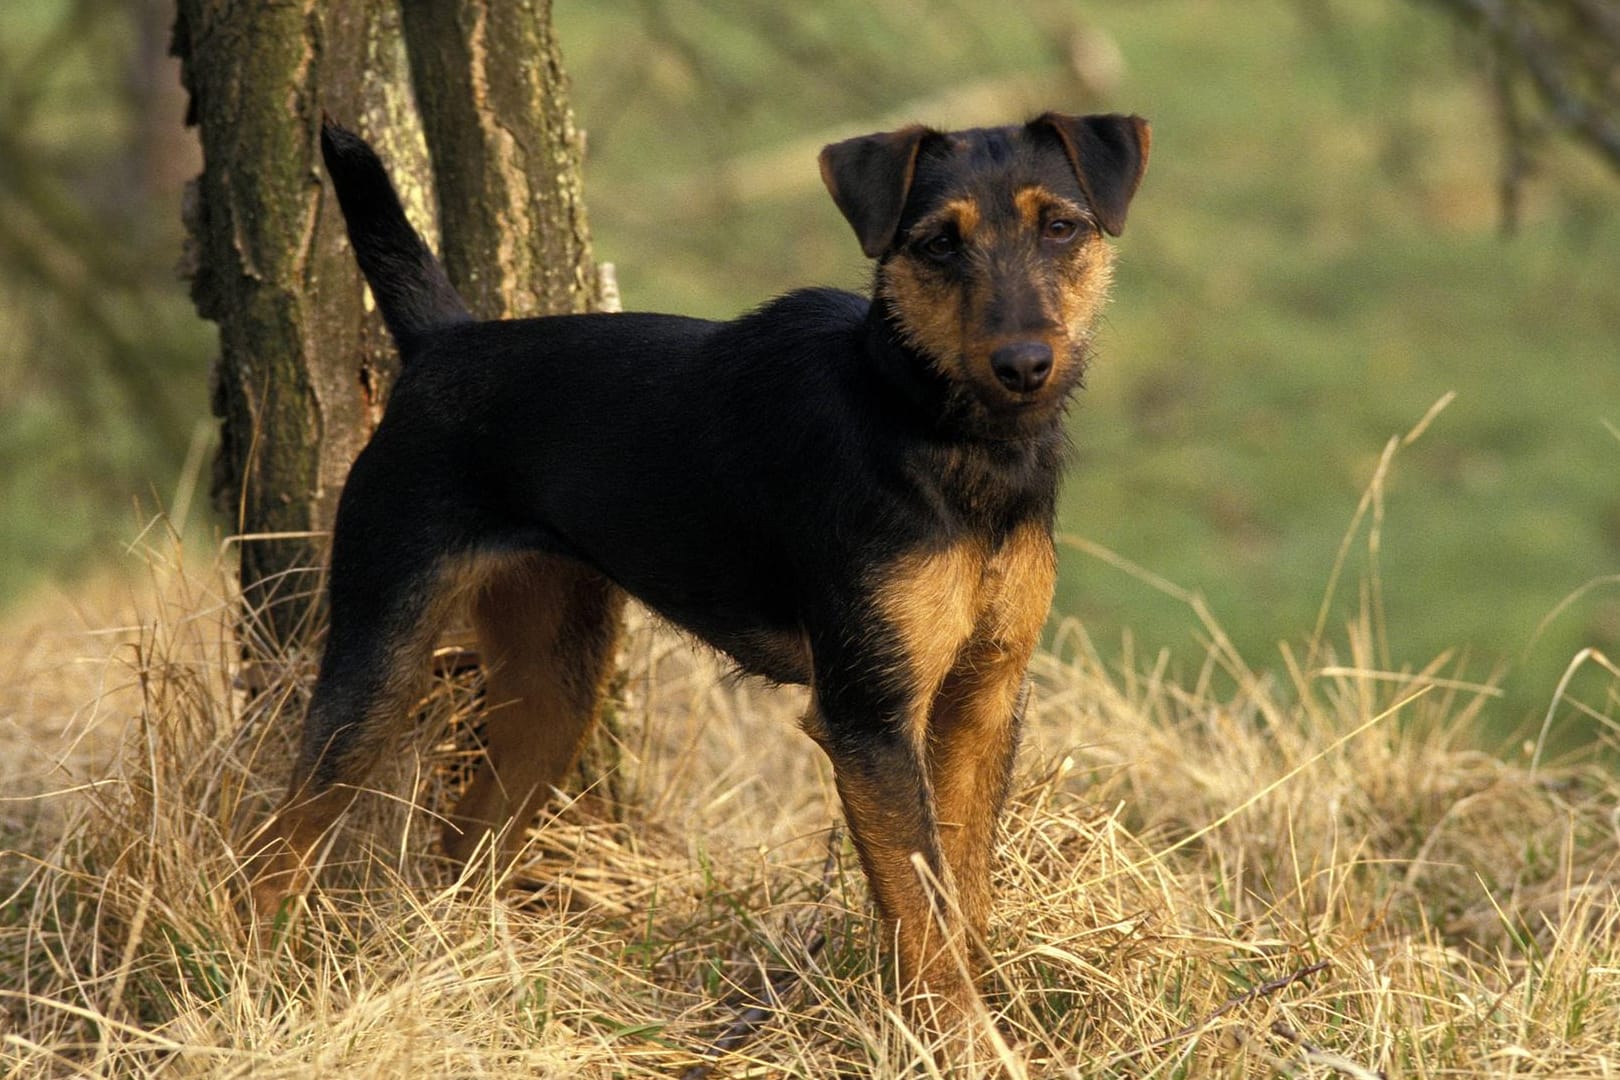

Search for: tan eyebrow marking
xmin=1014 ymin=186 xmax=1087 ymax=230
xmin=939 ymin=197 xmax=980 ymax=240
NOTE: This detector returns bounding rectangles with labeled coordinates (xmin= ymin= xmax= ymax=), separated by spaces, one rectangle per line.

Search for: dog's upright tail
xmin=319 ymin=117 xmax=472 ymax=348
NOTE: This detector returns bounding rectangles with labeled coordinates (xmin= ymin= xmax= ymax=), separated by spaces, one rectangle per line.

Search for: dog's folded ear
xmin=1030 ymin=113 xmax=1150 ymax=237
xmin=819 ymin=126 xmax=934 ymax=259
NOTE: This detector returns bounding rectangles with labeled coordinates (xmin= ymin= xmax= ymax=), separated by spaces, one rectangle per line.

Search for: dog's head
xmin=820 ymin=113 xmax=1149 ymax=433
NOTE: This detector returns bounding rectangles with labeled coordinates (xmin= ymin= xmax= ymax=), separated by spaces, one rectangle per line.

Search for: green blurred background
xmin=2 ymin=0 xmax=1615 ymax=742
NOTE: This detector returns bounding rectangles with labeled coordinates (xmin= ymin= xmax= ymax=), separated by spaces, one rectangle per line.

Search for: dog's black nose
xmin=990 ymin=342 xmax=1053 ymax=393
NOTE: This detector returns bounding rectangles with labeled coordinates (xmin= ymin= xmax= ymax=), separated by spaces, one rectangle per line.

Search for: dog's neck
xmin=861 ymin=297 xmax=956 ymax=427
xmin=860 ymin=297 xmax=1067 ymax=538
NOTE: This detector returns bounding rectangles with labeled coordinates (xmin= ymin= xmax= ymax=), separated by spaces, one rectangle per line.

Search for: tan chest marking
xmin=873 ymin=523 xmax=1057 ymax=719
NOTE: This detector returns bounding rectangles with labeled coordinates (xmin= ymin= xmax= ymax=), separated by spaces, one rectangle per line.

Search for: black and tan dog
xmin=251 ymin=112 xmax=1149 ymax=1037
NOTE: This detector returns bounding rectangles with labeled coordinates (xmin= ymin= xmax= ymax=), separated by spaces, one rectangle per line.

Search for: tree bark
xmin=401 ymin=0 xmax=602 ymax=318
xmin=175 ymin=0 xmax=429 ymax=652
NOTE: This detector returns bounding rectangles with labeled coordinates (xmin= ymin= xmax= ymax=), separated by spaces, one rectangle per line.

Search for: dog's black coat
xmin=320 ymin=124 xmax=1063 ymax=738
xmin=333 ymin=297 xmax=1059 ymax=720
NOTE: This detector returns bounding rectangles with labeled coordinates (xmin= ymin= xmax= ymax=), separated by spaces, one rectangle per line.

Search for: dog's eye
xmin=1043 ymin=218 xmax=1080 ymax=244
xmin=920 ymin=233 xmax=958 ymax=261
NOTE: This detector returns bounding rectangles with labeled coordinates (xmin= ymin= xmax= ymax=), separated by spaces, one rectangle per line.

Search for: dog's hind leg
xmin=248 ymin=461 xmax=474 ymax=917
xmin=441 ymin=553 xmax=625 ymax=867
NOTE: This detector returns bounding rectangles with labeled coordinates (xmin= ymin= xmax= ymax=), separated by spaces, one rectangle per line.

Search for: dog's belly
xmin=495 ymin=524 xmax=815 ymax=685
xmin=634 ymin=595 xmax=811 ymax=686
xmin=494 ymin=475 xmax=818 ymax=685
xmin=525 ymin=522 xmax=815 ymax=685
xmin=700 ymin=624 xmax=813 ymax=685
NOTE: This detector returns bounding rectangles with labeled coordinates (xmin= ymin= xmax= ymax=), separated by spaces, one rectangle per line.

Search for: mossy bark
xmin=175 ymin=0 xmax=426 ymax=651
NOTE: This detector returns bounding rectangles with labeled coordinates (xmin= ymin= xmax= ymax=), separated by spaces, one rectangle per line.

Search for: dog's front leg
xmin=805 ymin=699 xmax=977 ymax=1023
xmin=929 ymin=523 xmax=1056 ymax=952
xmin=804 ymin=544 xmax=1001 ymax=1055
xmin=928 ymin=653 xmax=1030 ymax=958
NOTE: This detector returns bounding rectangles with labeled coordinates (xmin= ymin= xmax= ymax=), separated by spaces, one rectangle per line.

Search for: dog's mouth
xmin=982 ymin=390 xmax=1053 ymax=415
xmin=948 ymin=374 xmax=1074 ymax=440
xmin=933 ymin=337 xmax=1088 ymax=441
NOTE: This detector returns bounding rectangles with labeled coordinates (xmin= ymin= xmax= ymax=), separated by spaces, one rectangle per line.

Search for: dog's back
xmin=363 ymin=288 xmax=892 ymax=686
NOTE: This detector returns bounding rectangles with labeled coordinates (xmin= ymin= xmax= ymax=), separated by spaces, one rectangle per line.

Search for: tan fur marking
xmin=879 ymin=254 xmax=966 ymax=379
xmin=445 ymin=553 xmax=625 ymax=864
xmin=1056 ymin=234 xmax=1116 ymax=352
xmin=928 ymin=522 xmax=1056 ymax=940
xmin=1013 ymin=184 xmax=1060 ymax=229
xmin=941 ymin=196 xmax=980 ymax=241
xmin=828 ymin=744 xmax=979 ymax=1019
xmin=980 ymin=519 xmax=1059 ymax=649
xmin=874 ymin=539 xmax=988 ymax=717
xmin=249 ymin=548 xmax=498 ymax=916
xmin=246 ymin=785 xmax=356 ymax=915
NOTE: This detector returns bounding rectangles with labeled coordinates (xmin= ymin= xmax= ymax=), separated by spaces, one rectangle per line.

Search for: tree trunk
xmin=174 ymin=0 xmax=429 ymax=653
xmin=176 ymin=0 xmax=623 ymax=804
xmin=400 ymin=0 xmax=602 ymax=319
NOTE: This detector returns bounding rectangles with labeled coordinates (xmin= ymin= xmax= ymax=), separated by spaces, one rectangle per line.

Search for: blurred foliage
xmin=1418 ymin=0 xmax=1620 ymax=230
xmin=0 ymin=0 xmax=1614 ymax=738
xmin=0 ymin=0 xmax=211 ymax=603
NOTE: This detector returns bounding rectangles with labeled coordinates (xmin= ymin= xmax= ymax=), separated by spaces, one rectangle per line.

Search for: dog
xmin=250 ymin=111 xmax=1149 ymax=1043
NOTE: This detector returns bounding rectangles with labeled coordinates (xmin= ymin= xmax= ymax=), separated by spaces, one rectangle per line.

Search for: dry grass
xmin=2 ymin=525 xmax=1618 ymax=1078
